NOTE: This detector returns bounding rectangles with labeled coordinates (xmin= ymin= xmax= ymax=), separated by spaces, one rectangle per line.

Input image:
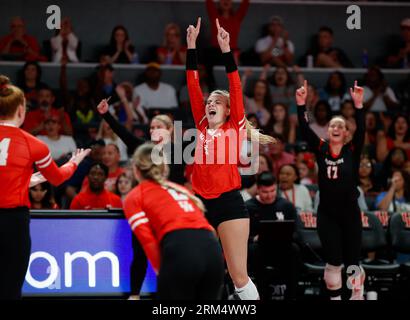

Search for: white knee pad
xmin=324 ymin=264 xmax=342 ymax=291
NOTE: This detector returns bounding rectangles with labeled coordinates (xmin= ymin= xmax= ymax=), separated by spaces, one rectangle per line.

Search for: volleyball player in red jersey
xmin=186 ymin=18 xmax=275 ymax=300
xmin=0 ymin=75 xmax=89 ymax=299
xmin=124 ymin=143 xmax=224 ymax=299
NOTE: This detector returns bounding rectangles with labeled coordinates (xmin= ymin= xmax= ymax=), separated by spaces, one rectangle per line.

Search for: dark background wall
xmin=0 ymin=0 xmax=409 ymax=66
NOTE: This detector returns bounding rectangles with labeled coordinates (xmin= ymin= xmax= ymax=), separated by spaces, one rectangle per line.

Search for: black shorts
xmin=0 ymin=207 xmax=31 ymax=299
xmin=197 ymin=189 xmax=249 ymax=229
xmin=157 ymin=228 xmax=224 ymax=300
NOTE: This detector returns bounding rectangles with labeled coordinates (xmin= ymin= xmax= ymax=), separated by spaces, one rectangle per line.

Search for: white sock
xmin=235 ymin=278 xmax=259 ymax=300
xmin=330 ymin=296 xmax=342 ymax=300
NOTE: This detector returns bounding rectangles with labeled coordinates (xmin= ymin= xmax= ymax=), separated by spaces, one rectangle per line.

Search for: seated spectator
xmin=297 ymin=160 xmax=314 ymax=186
xmin=240 ymin=153 xmax=272 ymax=202
xmin=376 ymin=170 xmax=410 ymax=212
xmin=70 ymin=163 xmax=123 ymax=210
xmin=102 ymin=143 xmax=125 ymax=191
xmin=318 ymin=71 xmax=349 ymax=112
xmin=246 ymin=171 xmax=300 ymax=300
xmin=63 ymin=139 xmax=105 ymax=208
xmin=309 ymin=100 xmax=332 ymax=140
xmin=363 ymin=66 xmax=400 ymax=112
xmin=23 ymin=87 xmax=73 ymax=136
xmin=114 ymin=171 xmax=135 ymax=202
xmin=37 ymin=114 xmax=77 ymax=161
xmin=264 ymin=66 xmax=296 ymax=112
xmin=359 ymin=155 xmax=381 ymax=209
xmin=404 ymin=160 xmax=410 ymax=176
xmin=133 ymin=62 xmax=178 ymax=112
xmin=255 ymin=15 xmax=295 ymax=67
xmin=0 ymin=16 xmax=46 ymax=61
xmin=385 ymin=18 xmax=410 ymax=68
xmin=340 ymin=100 xmax=357 ymax=142
xmin=305 ymin=83 xmax=320 ymax=110
xmin=29 ymin=182 xmax=59 ymax=209
xmin=264 ymin=103 xmax=296 ymax=145
xmin=377 ymin=114 xmax=410 ymax=162
xmin=243 ymin=75 xmax=272 ymax=127
xmin=247 ymin=113 xmax=261 ymax=130
xmin=92 ymin=64 xmax=119 ymax=104
xmin=304 ymin=26 xmax=353 ymax=68
xmin=396 ymin=74 xmax=410 ymax=113
xmin=278 ymin=164 xmax=313 ymax=211
xmin=111 ymin=82 xmax=148 ymax=127
xmin=50 ymin=17 xmax=79 ymax=63
xmin=262 ymin=133 xmax=295 ymax=177
xmin=97 ymin=120 xmax=128 ymax=162
xmin=157 ymin=23 xmax=186 ymax=65
xmin=103 ymin=25 xmax=136 ymax=64
xmin=363 ymin=111 xmax=383 ymax=160
xmin=206 ymin=0 xmax=249 ymax=62
xmin=16 ymin=61 xmax=48 ymax=110
xmin=67 ymin=78 xmax=99 ymax=147
xmin=377 ymin=147 xmax=408 ymax=189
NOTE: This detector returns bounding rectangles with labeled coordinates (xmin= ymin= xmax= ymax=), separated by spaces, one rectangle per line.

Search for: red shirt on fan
xmin=22 ymin=107 xmax=72 ymax=135
xmin=187 ymin=67 xmax=246 ymax=199
xmin=123 ymin=180 xmax=213 ymax=272
xmin=81 ymin=167 xmax=125 ymax=192
xmin=206 ymin=0 xmax=249 ymax=50
xmin=0 ymin=124 xmax=77 ymax=208
xmin=70 ymin=189 xmax=122 ymax=210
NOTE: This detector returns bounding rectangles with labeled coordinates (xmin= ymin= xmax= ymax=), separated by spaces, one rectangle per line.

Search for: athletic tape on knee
xmin=324 ymin=264 xmax=342 ymax=291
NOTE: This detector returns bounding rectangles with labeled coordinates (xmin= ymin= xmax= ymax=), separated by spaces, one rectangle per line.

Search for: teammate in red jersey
xmin=0 ymin=75 xmax=89 ymax=299
xmin=186 ymin=18 xmax=275 ymax=300
xmin=124 ymin=143 xmax=224 ymax=299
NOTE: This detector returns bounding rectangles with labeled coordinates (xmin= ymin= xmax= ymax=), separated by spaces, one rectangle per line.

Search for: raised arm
xmin=186 ymin=17 xmax=206 ymax=128
xmin=296 ymin=80 xmax=321 ymax=152
xmin=216 ymin=19 xmax=245 ymax=127
xmin=97 ymin=98 xmax=144 ymax=153
xmin=349 ymin=81 xmax=365 ymax=157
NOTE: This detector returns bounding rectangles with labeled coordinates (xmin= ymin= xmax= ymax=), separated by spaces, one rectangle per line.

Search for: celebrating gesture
xmin=216 ymin=18 xmax=230 ymax=53
xmin=186 ymin=17 xmax=201 ymax=49
xmin=295 ymin=80 xmax=308 ymax=106
xmin=349 ymin=80 xmax=364 ymax=109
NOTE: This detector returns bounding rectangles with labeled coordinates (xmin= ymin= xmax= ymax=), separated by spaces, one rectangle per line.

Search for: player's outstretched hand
xmin=186 ymin=17 xmax=201 ymax=49
xmin=69 ymin=148 xmax=91 ymax=166
xmin=350 ymin=80 xmax=364 ymax=109
xmin=96 ymin=98 xmax=110 ymax=115
xmin=216 ymin=19 xmax=230 ymax=53
xmin=296 ymin=80 xmax=308 ymax=106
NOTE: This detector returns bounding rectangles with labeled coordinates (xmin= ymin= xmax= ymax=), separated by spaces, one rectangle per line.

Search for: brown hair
xmin=0 ymin=75 xmax=25 ymax=119
xmin=132 ymin=143 xmax=205 ymax=212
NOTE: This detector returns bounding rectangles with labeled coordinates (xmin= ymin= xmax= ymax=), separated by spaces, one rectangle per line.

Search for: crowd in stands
xmin=1 ymin=1 xmax=410 ymax=269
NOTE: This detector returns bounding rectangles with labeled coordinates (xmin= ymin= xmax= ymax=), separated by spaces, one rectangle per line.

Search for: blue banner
xmin=22 ymin=217 xmax=156 ymax=296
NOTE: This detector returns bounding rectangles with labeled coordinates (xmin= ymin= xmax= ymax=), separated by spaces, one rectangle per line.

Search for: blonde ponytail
xmin=209 ymin=90 xmax=276 ymax=145
xmin=132 ymin=143 xmax=206 ymax=212
xmin=245 ymin=118 xmax=276 ymax=145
